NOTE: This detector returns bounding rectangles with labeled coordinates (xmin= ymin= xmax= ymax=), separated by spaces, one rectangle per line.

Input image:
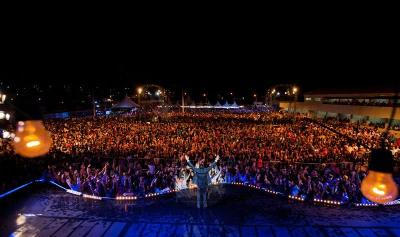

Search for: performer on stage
xmin=185 ymin=154 xmax=219 ymax=208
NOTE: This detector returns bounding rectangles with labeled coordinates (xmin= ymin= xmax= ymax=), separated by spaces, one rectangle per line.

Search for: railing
xmin=1 ymin=179 xmax=399 ymax=208
xmin=0 ymin=179 xmax=44 ymax=198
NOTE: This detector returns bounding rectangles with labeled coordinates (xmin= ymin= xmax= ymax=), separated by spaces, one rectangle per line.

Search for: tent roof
xmin=112 ymin=96 xmax=138 ymax=109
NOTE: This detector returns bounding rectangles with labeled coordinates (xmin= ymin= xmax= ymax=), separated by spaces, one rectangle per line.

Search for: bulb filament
xmin=26 ymin=140 xmax=41 ymax=148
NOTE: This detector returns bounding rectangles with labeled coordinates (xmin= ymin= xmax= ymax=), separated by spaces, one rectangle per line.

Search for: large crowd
xmin=1 ymin=111 xmax=400 ymax=203
xmin=323 ymin=98 xmax=400 ymax=108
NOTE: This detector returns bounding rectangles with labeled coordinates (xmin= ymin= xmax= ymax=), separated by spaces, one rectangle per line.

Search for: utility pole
xmin=91 ymin=90 xmax=96 ymax=117
xmin=293 ymin=86 xmax=298 ymax=115
xmin=137 ymin=87 xmax=143 ymax=105
xmin=92 ymin=98 xmax=96 ymax=117
xmin=181 ymin=88 xmax=185 ymax=114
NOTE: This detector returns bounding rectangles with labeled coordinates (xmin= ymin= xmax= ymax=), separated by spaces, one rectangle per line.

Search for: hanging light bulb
xmin=13 ymin=120 xmax=52 ymax=158
xmin=361 ymin=149 xmax=398 ymax=204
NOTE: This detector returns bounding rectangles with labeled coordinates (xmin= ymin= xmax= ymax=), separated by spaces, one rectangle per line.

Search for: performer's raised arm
xmin=185 ymin=155 xmax=195 ymax=170
xmin=206 ymin=155 xmax=220 ymax=171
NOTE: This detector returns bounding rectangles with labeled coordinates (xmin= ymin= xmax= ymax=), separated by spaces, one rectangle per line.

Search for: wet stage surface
xmin=1 ymin=184 xmax=400 ymax=237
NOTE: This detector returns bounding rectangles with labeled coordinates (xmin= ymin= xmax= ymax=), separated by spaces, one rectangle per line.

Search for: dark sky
xmin=2 ymin=15 xmax=397 ymax=96
xmin=1 ymin=32 xmax=397 ymax=98
xmin=1 ymin=58 xmax=396 ymax=94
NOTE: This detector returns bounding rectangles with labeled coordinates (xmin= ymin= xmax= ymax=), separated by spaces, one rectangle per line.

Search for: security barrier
xmin=1 ymin=179 xmax=398 ymax=207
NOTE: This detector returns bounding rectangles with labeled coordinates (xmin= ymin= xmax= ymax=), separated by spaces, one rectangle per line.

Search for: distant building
xmin=280 ymin=88 xmax=400 ymax=126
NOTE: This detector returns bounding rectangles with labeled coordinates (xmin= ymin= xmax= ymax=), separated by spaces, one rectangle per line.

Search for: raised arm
xmin=214 ymin=165 xmax=220 ymax=175
xmin=206 ymin=155 xmax=220 ymax=171
xmin=185 ymin=155 xmax=196 ymax=170
xmin=183 ymin=171 xmax=190 ymax=182
xmin=86 ymin=164 xmax=91 ymax=176
xmin=211 ymin=166 xmax=221 ymax=183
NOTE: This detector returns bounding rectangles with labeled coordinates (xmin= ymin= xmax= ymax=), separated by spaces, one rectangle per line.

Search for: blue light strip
xmin=48 ymin=181 xmax=68 ymax=191
xmin=1 ymin=179 xmax=400 ymax=208
xmin=0 ymin=181 xmax=34 ymax=199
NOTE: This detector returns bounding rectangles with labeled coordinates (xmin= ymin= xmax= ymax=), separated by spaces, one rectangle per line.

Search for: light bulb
xmin=13 ymin=120 xmax=52 ymax=158
xmin=361 ymin=171 xmax=398 ymax=204
xmin=361 ymin=149 xmax=399 ymax=204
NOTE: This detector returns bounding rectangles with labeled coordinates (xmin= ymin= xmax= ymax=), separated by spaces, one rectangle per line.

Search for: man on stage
xmin=185 ymin=154 xmax=219 ymax=208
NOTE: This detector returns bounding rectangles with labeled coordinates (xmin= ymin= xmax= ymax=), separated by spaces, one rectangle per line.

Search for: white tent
xmin=112 ymin=96 xmax=138 ymax=109
xmin=231 ymin=101 xmax=239 ymax=108
xmin=223 ymin=101 xmax=230 ymax=107
xmin=214 ymin=101 xmax=221 ymax=107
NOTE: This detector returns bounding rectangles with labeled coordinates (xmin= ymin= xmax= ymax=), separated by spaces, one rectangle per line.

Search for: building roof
xmin=304 ymin=88 xmax=398 ymax=98
xmin=112 ymin=96 xmax=138 ymax=109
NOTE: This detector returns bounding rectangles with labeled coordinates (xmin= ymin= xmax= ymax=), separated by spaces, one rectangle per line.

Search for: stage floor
xmin=1 ymin=185 xmax=400 ymax=237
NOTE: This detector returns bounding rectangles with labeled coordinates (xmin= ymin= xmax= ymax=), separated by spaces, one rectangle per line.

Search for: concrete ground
xmin=1 ymin=184 xmax=400 ymax=237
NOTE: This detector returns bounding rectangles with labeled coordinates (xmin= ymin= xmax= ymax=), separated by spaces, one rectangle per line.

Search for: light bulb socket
xmin=368 ymin=148 xmax=394 ymax=174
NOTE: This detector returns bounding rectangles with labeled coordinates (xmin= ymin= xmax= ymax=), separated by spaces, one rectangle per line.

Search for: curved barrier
xmin=0 ymin=179 xmax=44 ymax=199
xmin=1 ymin=179 xmax=399 ymax=207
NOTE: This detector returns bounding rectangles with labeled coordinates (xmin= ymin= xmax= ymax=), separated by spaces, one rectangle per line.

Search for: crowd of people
xmin=1 ymin=111 xmax=400 ymax=203
xmin=323 ymin=98 xmax=399 ymax=108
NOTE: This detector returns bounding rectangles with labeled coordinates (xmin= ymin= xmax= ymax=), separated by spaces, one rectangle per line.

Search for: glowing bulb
xmin=361 ymin=149 xmax=398 ymax=204
xmin=361 ymin=170 xmax=398 ymax=204
xmin=13 ymin=120 xmax=52 ymax=158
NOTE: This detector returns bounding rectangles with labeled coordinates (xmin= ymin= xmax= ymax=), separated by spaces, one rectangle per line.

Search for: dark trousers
xmin=197 ymin=188 xmax=208 ymax=208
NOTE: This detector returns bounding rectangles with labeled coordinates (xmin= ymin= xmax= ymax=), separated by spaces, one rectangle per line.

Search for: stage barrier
xmin=1 ymin=179 xmax=399 ymax=208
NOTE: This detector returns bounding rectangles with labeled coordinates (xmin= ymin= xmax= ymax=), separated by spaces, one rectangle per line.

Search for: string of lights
xmin=1 ymin=178 xmax=399 ymax=207
xmin=39 ymin=180 xmax=400 ymax=207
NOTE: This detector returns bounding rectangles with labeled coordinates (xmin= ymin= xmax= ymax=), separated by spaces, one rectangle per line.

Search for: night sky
xmin=1 ymin=58 xmax=396 ymax=93
xmin=2 ymin=16 xmax=396 ymax=97
xmin=0 ymin=37 xmax=397 ymax=113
